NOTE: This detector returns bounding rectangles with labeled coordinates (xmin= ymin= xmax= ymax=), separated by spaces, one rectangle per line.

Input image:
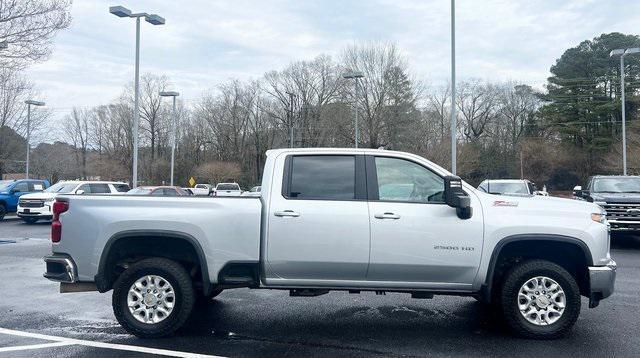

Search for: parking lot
xmin=0 ymin=218 xmax=637 ymax=357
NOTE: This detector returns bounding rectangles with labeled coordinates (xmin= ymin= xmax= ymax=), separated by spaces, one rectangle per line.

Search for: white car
xmin=477 ymin=179 xmax=548 ymax=196
xmin=17 ymin=180 xmax=129 ymax=223
xmin=191 ymin=184 xmax=213 ymax=196
xmin=241 ymin=186 xmax=261 ymax=197
xmin=214 ymin=183 xmax=242 ymax=197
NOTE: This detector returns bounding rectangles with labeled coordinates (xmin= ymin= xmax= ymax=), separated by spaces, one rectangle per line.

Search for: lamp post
xmin=285 ymin=91 xmax=296 ymax=148
xmin=610 ymin=47 xmax=640 ymax=176
xmin=24 ymin=100 xmax=45 ymax=179
xmin=159 ymin=91 xmax=179 ymax=186
xmin=450 ymin=0 xmax=457 ymax=175
xmin=109 ymin=6 xmax=165 ymax=187
xmin=342 ymin=71 xmax=364 ymax=148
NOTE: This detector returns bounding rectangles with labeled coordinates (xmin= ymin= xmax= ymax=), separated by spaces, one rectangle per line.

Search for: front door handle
xmin=374 ymin=212 xmax=400 ymax=220
xmin=274 ymin=210 xmax=300 ymax=217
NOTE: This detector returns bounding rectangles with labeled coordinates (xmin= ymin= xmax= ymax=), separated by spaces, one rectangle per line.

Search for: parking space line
xmin=0 ymin=341 xmax=75 ymax=353
xmin=0 ymin=328 xmax=225 ymax=358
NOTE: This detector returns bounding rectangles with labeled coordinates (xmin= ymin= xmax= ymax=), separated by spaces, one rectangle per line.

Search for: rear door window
xmin=286 ymin=155 xmax=357 ymax=200
xmin=89 ymin=184 xmax=111 ymax=194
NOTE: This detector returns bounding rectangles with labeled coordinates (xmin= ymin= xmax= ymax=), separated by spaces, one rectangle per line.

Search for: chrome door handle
xmin=274 ymin=210 xmax=300 ymax=217
xmin=374 ymin=212 xmax=400 ymax=220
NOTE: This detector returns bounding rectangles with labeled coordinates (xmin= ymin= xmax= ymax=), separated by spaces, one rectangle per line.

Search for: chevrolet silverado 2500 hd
xmin=44 ymin=148 xmax=616 ymax=339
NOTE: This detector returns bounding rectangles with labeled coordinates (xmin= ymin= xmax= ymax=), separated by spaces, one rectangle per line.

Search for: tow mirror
xmin=444 ymin=175 xmax=472 ymax=219
xmin=572 ymin=185 xmax=582 ymax=197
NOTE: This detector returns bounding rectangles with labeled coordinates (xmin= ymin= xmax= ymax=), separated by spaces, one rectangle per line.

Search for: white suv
xmin=17 ymin=181 xmax=129 ymax=223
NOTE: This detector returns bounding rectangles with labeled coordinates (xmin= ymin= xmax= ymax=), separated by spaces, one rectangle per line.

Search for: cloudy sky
xmin=26 ymin=0 xmax=640 ymax=120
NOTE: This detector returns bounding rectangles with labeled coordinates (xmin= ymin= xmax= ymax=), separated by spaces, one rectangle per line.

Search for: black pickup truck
xmin=574 ymin=175 xmax=640 ymax=233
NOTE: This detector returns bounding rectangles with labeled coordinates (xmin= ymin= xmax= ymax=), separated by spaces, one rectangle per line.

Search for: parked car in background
xmin=241 ymin=186 xmax=261 ymax=197
xmin=191 ymin=184 xmax=213 ymax=196
xmin=182 ymin=188 xmax=194 ymax=195
xmin=213 ymin=182 xmax=242 ymax=196
xmin=126 ymin=186 xmax=190 ymax=196
xmin=0 ymin=179 xmax=50 ymax=220
xmin=573 ymin=175 xmax=640 ymax=233
xmin=45 ymin=148 xmax=615 ymax=339
xmin=477 ymin=179 xmax=547 ymax=196
xmin=17 ymin=181 xmax=129 ymax=223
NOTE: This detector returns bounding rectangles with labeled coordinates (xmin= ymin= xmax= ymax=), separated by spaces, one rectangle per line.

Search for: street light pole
xmin=342 ymin=71 xmax=365 ymax=148
xmin=285 ymin=91 xmax=295 ymax=148
xmin=159 ymin=91 xmax=180 ymax=186
xmin=109 ymin=6 xmax=165 ymax=187
xmin=24 ymin=100 xmax=45 ymax=179
xmin=610 ymin=47 xmax=640 ymax=175
xmin=450 ymin=0 xmax=457 ymax=175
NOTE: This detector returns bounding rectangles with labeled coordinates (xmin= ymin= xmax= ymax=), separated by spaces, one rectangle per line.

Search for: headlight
xmin=591 ymin=213 xmax=606 ymax=223
xmin=594 ymin=201 xmax=607 ymax=207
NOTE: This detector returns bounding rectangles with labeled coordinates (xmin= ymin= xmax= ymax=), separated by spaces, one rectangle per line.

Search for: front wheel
xmin=112 ymin=258 xmax=195 ymax=338
xmin=500 ymin=259 xmax=581 ymax=339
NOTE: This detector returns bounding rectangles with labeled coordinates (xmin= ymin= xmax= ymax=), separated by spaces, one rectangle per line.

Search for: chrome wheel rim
xmin=518 ymin=276 xmax=566 ymax=326
xmin=127 ymin=275 xmax=175 ymax=324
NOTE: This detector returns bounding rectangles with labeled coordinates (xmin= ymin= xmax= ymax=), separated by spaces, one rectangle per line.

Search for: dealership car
xmin=17 ymin=181 xmax=128 ymax=223
xmin=126 ymin=186 xmax=190 ymax=196
xmin=44 ymin=148 xmax=615 ymax=339
xmin=0 ymin=179 xmax=49 ymax=220
xmin=191 ymin=184 xmax=213 ymax=196
xmin=573 ymin=175 xmax=640 ymax=233
xmin=241 ymin=186 xmax=261 ymax=197
xmin=213 ymin=182 xmax=242 ymax=196
xmin=478 ymin=179 xmax=547 ymax=196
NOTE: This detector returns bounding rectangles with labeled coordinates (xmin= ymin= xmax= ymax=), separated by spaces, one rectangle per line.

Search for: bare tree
xmin=0 ymin=0 xmax=72 ymax=69
xmin=63 ymin=107 xmax=91 ymax=179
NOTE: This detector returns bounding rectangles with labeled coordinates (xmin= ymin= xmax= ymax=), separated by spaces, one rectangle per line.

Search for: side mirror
xmin=75 ymin=189 xmax=85 ymax=195
xmin=572 ymin=185 xmax=582 ymax=197
xmin=444 ymin=175 xmax=472 ymax=219
xmin=10 ymin=188 xmax=20 ymax=194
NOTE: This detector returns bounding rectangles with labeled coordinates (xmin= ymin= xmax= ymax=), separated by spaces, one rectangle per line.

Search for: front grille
xmin=603 ymin=203 xmax=640 ymax=231
xmin=19 ymin=199 xmax=44 ymax=208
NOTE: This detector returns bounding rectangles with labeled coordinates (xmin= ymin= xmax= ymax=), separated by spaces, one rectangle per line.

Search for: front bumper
xmin=17 ymin=204 xmax=53 ymax=219
xmin=607 ymin=220 xmax=640 ymax=232
xmin=43 ymin=254 xmax=77 ymax=283
xmin=588 ymin=259 xmax=616 ymax=308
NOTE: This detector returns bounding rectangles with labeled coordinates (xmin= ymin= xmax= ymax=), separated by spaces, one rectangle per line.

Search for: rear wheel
xmin=22 ymin=217 xmax=38 ymax=224
xmin=500 ymin=259 xmax=580 ymax=339
xmin=112 ymin=258 xmax=195 ymax=338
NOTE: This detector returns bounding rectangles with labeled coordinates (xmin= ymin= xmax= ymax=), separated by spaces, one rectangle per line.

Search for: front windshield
xmin=479 ymin=182 xmax=529 ymax=195
xmin=0 ymin=180 xmax=13 ymax=190
xmin=44 ymin=182 xmax=78 ymax=193
xmin=592 ymin=177 xmax=640 ymax=193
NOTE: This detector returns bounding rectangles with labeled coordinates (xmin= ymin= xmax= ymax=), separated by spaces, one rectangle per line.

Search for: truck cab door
xmin=365 ymin=155 xmax=483 ymax=289
xmin=10 ymin=182 xmax=30 ymax=210
xmin=265 ymin=154 xmax=370 ymax=283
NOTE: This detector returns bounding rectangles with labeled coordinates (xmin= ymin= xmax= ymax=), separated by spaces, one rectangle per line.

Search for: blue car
xmin=0 ymin=179 xmax=50 ymax=220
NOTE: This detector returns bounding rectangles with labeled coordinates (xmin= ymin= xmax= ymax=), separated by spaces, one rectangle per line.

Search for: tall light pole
xmin=342 ymin=71 xmax=364 ymax=148
xmin=24 ymin=100 xmax=45 ymax=179
xmin=610 ymin=47 xmax=640 ymax=175
xmin=285 ymin=91 xmax=295 ymax=148
xmin=109 ymin=6 xmax=165 ymax=187
xmin=159 ymin=91 xmax=179 ymax=186
xmin=450 ymin=0 xmax=457 ymax=175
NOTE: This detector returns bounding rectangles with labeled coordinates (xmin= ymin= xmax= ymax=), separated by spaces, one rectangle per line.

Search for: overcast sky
xmin=26 ymin=0 xmax=640 ymax=120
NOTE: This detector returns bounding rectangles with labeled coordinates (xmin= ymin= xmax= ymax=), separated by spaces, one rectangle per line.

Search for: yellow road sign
xmin=188 ymin=176 xmax=196 ymax=187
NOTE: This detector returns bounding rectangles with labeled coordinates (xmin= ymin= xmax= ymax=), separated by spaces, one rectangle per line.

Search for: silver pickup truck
xmin=44 ymin=148 xmax=616 ymax=339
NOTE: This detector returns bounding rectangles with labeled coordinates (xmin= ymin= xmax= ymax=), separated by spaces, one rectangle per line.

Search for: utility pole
xmin=286 ymin=91 xmax=295 ymax=148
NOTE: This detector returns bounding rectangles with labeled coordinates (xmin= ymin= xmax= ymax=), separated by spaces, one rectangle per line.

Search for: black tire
xmin=500 ymin=259 xmax=581 ymax=339
xmin=112 ymin=258 xmax=195 ymax=338
xmin=22 ymin=217 xmax=38 ymax=224
xmin=0 ymin=204 xmax=5 ymax=220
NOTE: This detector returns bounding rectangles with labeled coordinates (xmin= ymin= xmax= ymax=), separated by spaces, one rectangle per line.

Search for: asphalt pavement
xmin=0 ymin=218 xmax=639 ymax=357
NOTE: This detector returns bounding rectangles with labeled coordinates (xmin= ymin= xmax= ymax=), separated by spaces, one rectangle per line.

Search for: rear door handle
xmin=374 ymin=212 xmax=400 ymax=220
xmin=274 ymin=210 xmax=300 ymax=217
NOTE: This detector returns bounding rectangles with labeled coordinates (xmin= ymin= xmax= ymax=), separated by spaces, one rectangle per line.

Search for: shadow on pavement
xmin=611 ymin=234 xmax=640 ymax=250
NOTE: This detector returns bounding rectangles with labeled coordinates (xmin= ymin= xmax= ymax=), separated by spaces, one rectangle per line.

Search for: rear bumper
xmin=588 ymin=259 xmax=616 ymax=307
xmin=43 ymin=254 xmax=77 ymax=283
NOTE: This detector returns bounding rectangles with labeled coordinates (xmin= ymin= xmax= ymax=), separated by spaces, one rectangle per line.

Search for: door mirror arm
xmin=444 ymin=175 xmax=473 ymax=220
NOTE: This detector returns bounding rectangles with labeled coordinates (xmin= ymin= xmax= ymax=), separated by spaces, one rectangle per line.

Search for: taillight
xmin=51 ymin=200 xmax=69 ymax=243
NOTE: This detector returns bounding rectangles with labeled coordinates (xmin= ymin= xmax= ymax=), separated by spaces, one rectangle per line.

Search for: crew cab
xmin=574 ymin=175 xmax=640 ymax=233
xmin=0 ymin=179 xmax=49 ymax=220
xmin=18 ymin=180 xmax=129 ymax=223
xmin=44 ymin=148 xmax=616 ymax=339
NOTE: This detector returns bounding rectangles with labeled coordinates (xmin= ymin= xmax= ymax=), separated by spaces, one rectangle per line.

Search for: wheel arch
xmin=482 ymin=234 xmax=593 ymax=302
xmin=95 ymin=230 xmax=211 ymax=295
